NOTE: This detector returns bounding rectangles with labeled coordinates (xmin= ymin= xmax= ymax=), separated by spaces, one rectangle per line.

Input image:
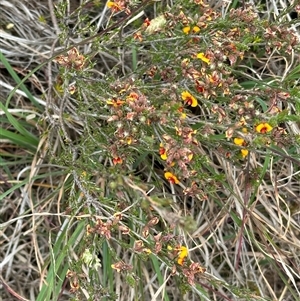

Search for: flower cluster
xmin=182 ymin=262 xmax=206 ymax=285
xmin=86 ymin=213 xmax=128 ymax=240
xmin=105 ymin=81 xmax=158 ymax=164
xmin=233 ymin=137 xmax=248 ymax=159
xmin=160 ymin=130 xmax=196 ymax=184
xmin=231 ymin=121 xmax=274 ymax=158
xmin=264 ymin=24 xmax=298 ymax=55
xmin=54 ymin=47 xmax=85 ymax=70
xmin=66 ymin=270 xmax=80 ymax=293
xmin=111 ymin=261 xmax=133 ymax=273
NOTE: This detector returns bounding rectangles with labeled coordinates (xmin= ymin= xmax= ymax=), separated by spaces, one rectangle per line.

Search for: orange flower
xmin=113 ymin=157 xmax=123 ymax=165
xmin=196 ymin=52 xmax=210 ymax=64
xmin=127 ymin=92 xmax=139 ymax=101
xmin=107 ymin=99 xmax=125 ymax=107
xmin=181 ymin=91 xmax=198 ymax=107
xmin=143 ymin=18 xmax=151 ymax=27
xmin=255 ymin=123 xmax=273 ymax=133
xmin=164 ymin=172 xmax=179 ymax=184
xmin=159 ymin=143 xmax=167 ymax=160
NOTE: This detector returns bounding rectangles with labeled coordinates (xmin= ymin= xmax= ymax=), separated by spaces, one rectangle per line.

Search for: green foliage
xmin=1 ymin=1 xmax=300 ymax=301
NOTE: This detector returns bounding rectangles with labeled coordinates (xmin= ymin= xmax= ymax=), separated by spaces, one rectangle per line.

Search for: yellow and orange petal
xmin=241 ymin=149 xmax=249 ymax=158
xmin=107 ymin=1 xmax=121 ymax=11
xmin=107 ymin=99 xmax=125 ymax=107
xmin=159 ymin=144 xmax=168 ymax=160
xmin=233 ymin=137 xmax=246 ymax=146
xmin=113 ymin=157 xmax=123 ymax=165
xmin=255 ymin=123 xmax=273 ymax=133
xmin=177 ymin=107 xmax=187 ymax=119
xmin=176 ymin=246 xmax=188 ymax=266
xmin=181 ymin=91 xmax=198 ymax=107
xmin=127 ymin=92 xmax=139 ymax=101
xmin=196 ymin=52 xmax=210 ymax=64
xmin=164 ymin=172 xmax=179 ymax=184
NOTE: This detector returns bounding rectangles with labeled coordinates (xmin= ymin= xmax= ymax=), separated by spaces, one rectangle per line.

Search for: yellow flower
xmin=255 ymin=123 xmax=273 ymax=133
xmin=233 ymin=137 xmax=246 ymax=146
xmin=187 ymin=152 xmax=193 ymax=162
xmin=181 ymin=91 xmax=198 ymax=107
xmin=126 ymin=137 xmax=133 ymax=145
xmin=176 ymin=246 xmax=188 ymax=266
xmin=196 ymin=52 xmax=210 ymax=64
xmin=183 ymin=26 xmax=200 ymax=34
xmin=183 ymin=26 xmax=191 ymax=34
xmin=192 ymin=26 xmax=200 ymax=33
xmin=241 ymin=149 xmax=249 ymax=158
xmin=107 ymin=1 xmax=121 ymax=11
xmin=164 ymin=172 xmax=179 ymax=184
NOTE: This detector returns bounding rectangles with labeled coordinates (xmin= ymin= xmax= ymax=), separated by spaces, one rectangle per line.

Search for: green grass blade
xmin=150 ymin=254 xmax=170 ymax=301
xmin=36 ymin=220 xmax=85 ymax=301
xmin=0 ymin=103 xmax=39 ymax=147
xmin=0 ymin=128 xmax=38 ymax=151
xmin=0 ymin=50 xmax=41 ymax=107
xmin=0 ymin=180 xmax=27 ymax=202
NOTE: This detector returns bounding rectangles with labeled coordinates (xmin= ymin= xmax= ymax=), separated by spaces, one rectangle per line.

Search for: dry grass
xmin=1 ymin=1 xmax=300 ymax=301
